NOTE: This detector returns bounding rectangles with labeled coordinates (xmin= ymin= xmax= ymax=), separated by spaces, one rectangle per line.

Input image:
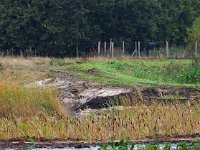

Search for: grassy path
xmin=51 ymin=59 xmax=200 ymax=89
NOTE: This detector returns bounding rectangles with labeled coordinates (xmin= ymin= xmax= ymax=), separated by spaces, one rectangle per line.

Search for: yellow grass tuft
xmin=0 ymin=56 xmax=50 ymax=67
xmin=0 ymin=79 xmax=64 ymax=118
xmin=0 ymin=56 xmax=34 ymax=67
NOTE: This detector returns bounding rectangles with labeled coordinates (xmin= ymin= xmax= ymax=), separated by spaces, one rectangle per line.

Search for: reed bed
xmin=0 ymin=56 xmax=50 ymax=68
xmin=0 ymin=86 xmax=199 ymax=141
xmin=0 ymin=56 xmax=199 ymax=142
xmin=0 ymin=56 xmax=51 ymax=83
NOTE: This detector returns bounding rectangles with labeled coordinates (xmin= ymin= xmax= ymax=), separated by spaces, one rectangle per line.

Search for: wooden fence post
xmin=195 ymin=41 xmax=198 ymax=58
xmin=166 ymin=41 xmax=169 ymax=58
xmin=112 ymin=42 xmax=114 ymax=58
xmin=110 ymin=39 xmax=112 ymax=57
xmin=122 ymin=41 xmax=125 ymax=55
xmin=98 ymin=41 xmax=101 ymax=56
xmin=104 ymin=42 xmax=107 ymax=55
xmin=131 ymin=42 xmax=138 ymax=58
xmin=138 ymin=41 xmax=141 ymax=58
xmin=76 ymin=45 xmax=79 ymax=58
xmin=135 ymin=42 xmax=138 ymax=56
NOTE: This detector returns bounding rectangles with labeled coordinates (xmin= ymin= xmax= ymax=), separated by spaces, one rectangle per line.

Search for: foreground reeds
xmin=0 ymin=80 xmax=199 ymax=141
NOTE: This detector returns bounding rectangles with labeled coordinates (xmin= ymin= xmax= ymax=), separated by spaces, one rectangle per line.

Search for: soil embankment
xmin=30 ymin=71 xmax=200 ymax=113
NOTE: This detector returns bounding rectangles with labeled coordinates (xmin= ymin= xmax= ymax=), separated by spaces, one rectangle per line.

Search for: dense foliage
xmin=0 ymin=0 xmax=199 ymax=57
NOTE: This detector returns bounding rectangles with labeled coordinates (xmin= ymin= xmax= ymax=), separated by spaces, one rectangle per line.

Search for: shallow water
xmin=6 ymin=143 xmax=178 ymax=150
xmin=33 ymin=147 xmax=99 ymax=150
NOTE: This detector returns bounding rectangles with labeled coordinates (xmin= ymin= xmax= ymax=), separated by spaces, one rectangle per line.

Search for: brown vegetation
xmin=0 ymin=57 xmax=199 ymax=143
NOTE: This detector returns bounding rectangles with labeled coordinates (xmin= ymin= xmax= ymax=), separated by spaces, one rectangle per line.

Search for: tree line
xmin=0 ymin=0 xmax=199 ymax=57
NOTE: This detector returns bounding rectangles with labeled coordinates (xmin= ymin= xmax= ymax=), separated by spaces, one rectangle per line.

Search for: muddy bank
xmin=30 ymin=71 xmax=133 ymax=111
xmin=1 ymin=134 xmax=200 ymax=149
xmin=30 ymin=71 xmax=200 ymax=112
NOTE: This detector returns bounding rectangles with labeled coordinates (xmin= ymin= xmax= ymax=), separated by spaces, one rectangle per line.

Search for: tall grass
xmin=1 ymin=93 xmax=199 ymax=141
xmin=0 ymin=56 xmax=50 ymax=68
xmin=0 ymin=79 xmax=67 ymax=139
xmin=0 ymin=56 xmax=51 ymax=83
xmin=0 ymin=80 xmax=64 ymax=118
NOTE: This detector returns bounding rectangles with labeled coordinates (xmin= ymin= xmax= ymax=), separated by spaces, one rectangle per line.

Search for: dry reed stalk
xmin=0 ymin=56 xmax=34 ymax=67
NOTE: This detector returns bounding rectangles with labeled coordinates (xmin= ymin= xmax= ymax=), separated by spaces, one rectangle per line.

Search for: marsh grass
xmin=1 ymin=92 xmax=199 ymax=141
xmin=0 ymin=80 xmax=64 ymax=117
xmin=0 ymin=56 xmax=51 ymax=83
xmin=0 ymin=79 xmax=66 ymax=139
xmin=0 ymin=56 xmax=34 ymax=68
xmin=0 ymin=57 xmax=199 ymax=142
xmin=0 ymin=56 xmax=50 ymax=68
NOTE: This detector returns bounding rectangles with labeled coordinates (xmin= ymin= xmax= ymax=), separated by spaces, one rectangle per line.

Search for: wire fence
xmin=90 ymin=40 xmax=200 ymax=59
xmin=0 ymin=40 xmax=199 ymax=59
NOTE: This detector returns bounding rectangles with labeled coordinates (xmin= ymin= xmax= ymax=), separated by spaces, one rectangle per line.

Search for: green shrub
xmin=161 ymin=62 xmax=186 ymax=83
xmin=179 ymin=63 xmax=200 ymax=84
